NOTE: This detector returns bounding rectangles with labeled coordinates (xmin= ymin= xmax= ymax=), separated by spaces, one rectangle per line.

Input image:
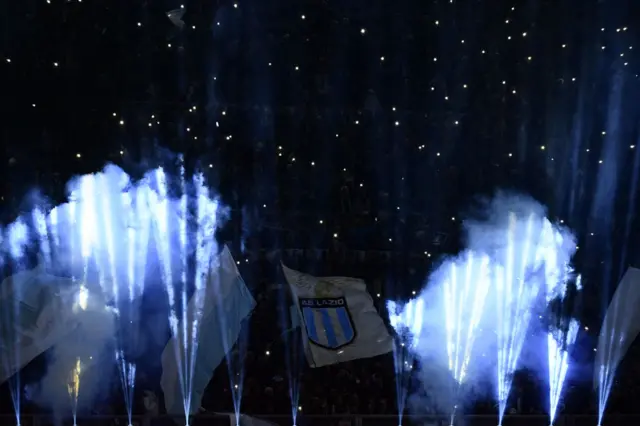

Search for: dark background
xmin=2 ymin=0 xmax=640 ymax=419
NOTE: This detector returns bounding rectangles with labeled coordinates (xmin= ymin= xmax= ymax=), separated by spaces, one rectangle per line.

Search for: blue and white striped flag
xmin=283 ymin=264 xmax=392 ymax=367
xmin=161 ymin=246 xmax=256 ymax=415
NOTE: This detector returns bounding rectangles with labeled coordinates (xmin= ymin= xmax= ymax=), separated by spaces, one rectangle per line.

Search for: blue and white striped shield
xmin=299 ymin=297 xmax=356 ymax=350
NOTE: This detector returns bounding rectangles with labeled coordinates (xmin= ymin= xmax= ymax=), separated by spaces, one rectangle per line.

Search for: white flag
xmin=167 ymin=8 xmax=186 ymax=28
xmin=161 ymin=246 xmax=256 ymax=415
xmin=283 ymin=264 xmax=392 ymax=367
xmin=594 ymin=266 xmax=640 ymax=390
xmin=0 ymin=266 xmax=83 ymax=383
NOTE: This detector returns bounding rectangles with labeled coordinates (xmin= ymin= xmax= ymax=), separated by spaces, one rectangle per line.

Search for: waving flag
xmin=283 ymin=264 xmax=392 ymax=367
xmin=167 ymin=8 xmax=186 ymax=28
xmin=0 ymin=265 xmax=81 ymax=383
xmin=161 ymin=246 xmax=256 ymax=415
xmin=594 ymin=267 xmax=640 ymax=390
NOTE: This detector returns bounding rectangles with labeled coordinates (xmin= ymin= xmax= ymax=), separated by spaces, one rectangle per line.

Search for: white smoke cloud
xmin=2 ymin=161 xmax=227 ymax=421
xmin=25 ymin=287 xmax=116 ymax=417
xmin=388 ymin=191 xmax=580 ymax=419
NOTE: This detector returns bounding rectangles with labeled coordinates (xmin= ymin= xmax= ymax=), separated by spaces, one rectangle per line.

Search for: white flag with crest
xmin=283 ymin=264 xmax=392 ymax=367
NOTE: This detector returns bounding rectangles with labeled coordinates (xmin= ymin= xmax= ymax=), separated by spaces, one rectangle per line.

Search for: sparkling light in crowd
xmin=1 ymin=220 xmax=29 ymax=426
xmin=212 ymin=253 xmax=247 ymax=424
xmin=149 ymin=166 xmax=182 ymax=413
xmin=546 ymin=251 xmax=582 ymax=426
xmin=594 ymin=267 xmax=640 ymax=426
xmin=388 ymin=297 xmax=424 ymax=426
xmin=186 ymin=171 xmax=219 ymax=421
xmin=495 ymin=213 xmax=576 ymax=426
xmin=547 ymin=318 xmax=579 ymax=425
xmin=495 ymin=213 xmax=542 ymax=425
xmin=443 ymin=251 xmax=491 ymax=385
xmin=119 ymin=184 xmax=149 ymax=426
xmin=32 ymin=208 xmax=52 ymax=267
xmin=278 ymin=296 xmax=303 ymax=426
xmin=149 ymin=164 xmax=221 ymax=425
xmin=0 ymin=163 xmax=223 ymax=424
xmin=443 ymin=251 xmax=491 ymax=426
xmin=97 ymin=173 xmax=119 ymax=303
xmin=96 ymin=172 xmax=137 ymax=426
xmin=54 ymin=170 xmax=140 ymax=422
xmin=66 ymin=357 xmax=82 ymax=426
xmin=115 ymin=350 xmax=136 ymax=426
xmin=383 ymin=194 xmax=580 ymax=425
xmin=7 ymin=220 xmax=28 ymax=260
xmin=388 ymin=251 xmax=491 ymax=426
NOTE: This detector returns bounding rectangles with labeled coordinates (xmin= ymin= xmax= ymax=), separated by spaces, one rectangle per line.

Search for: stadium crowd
xmin=1 ymin=252 xmax=640 ymax=422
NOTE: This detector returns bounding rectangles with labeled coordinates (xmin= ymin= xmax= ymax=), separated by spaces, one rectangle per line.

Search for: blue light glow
xmin=547 ymin=319 xmax=579 ymax=425
xmin=546 ymin=261 xmax=581 ymax=426
xmin=387 ymin=197 xmax=580 ymax=426
xmin=594 ymin=267 xmax=640 ymax=426
xmin=388 ymin=297 xmax=423 ymax=425
xmin=443 ymin=251 xmax=491 ymax=385
xmin=148 ymin=165 xmax=222 ymax=425
xmin=0 ymin=163 xmax=224 ymax=423
xmin=495 ymin=213 xmax=576 ymax=426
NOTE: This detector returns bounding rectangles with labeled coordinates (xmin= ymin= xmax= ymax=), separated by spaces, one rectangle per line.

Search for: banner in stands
xmin=283 ymin=264 xmax=392 ymax=367
xmin=594 ymin=266 xmax=640 ymax=389
xmin=161 ymin=246 xmax=256 ymax=415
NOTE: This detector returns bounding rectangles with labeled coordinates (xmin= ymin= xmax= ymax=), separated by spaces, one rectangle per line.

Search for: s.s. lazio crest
xmin=299 ymin=297 xmax=356 ymax=350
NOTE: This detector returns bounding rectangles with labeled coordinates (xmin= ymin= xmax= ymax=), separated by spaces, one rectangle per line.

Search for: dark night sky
xmin=2 ymin=0 xmax=640 ymax=416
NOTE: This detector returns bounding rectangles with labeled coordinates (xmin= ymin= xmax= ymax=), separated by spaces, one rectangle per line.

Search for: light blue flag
xmin=161 ymin=246 xmax=256 ymax=416
xmin=0 ymin=265 xmax=83 ymax=383
xmin=594 ymin=267 xmax=640 ymax=390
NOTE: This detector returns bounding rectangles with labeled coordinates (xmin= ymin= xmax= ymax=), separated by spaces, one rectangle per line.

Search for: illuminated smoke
xmin=594 ymin=267 xmax=640 ymax=426
xmin=1 ymin=220 xmax=30 ymax=426
xmin=149 ymin=164 xmax=222 ymax=423
xmin=32 ymin=208 xmax=52 ymax=267
xmin=387 ymin=193 xmax=580 ymax=425
xmin=546 ymin=258 xmax=581 ymax=425
xmin=547 ymin=318 xmax=579 ymax=425
xmin=492 ymin=211 xmax=579 ymax=425
xmin=442 ymin=251 xmax=491 ymax=385
xmin=389 ymin=251 xmax=492 ymax=424
xmin=387 ymin=297 xmax=423 ymax=425
xmin=7 ymin=219 xmax=28 ymax=260
xmin=494 ymin=213 xmax=546 ymax=424
xmin=0 ymin=162 xmax=224 ymax=424
xmin=387 ymin=298 xmax=424 ymax=352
